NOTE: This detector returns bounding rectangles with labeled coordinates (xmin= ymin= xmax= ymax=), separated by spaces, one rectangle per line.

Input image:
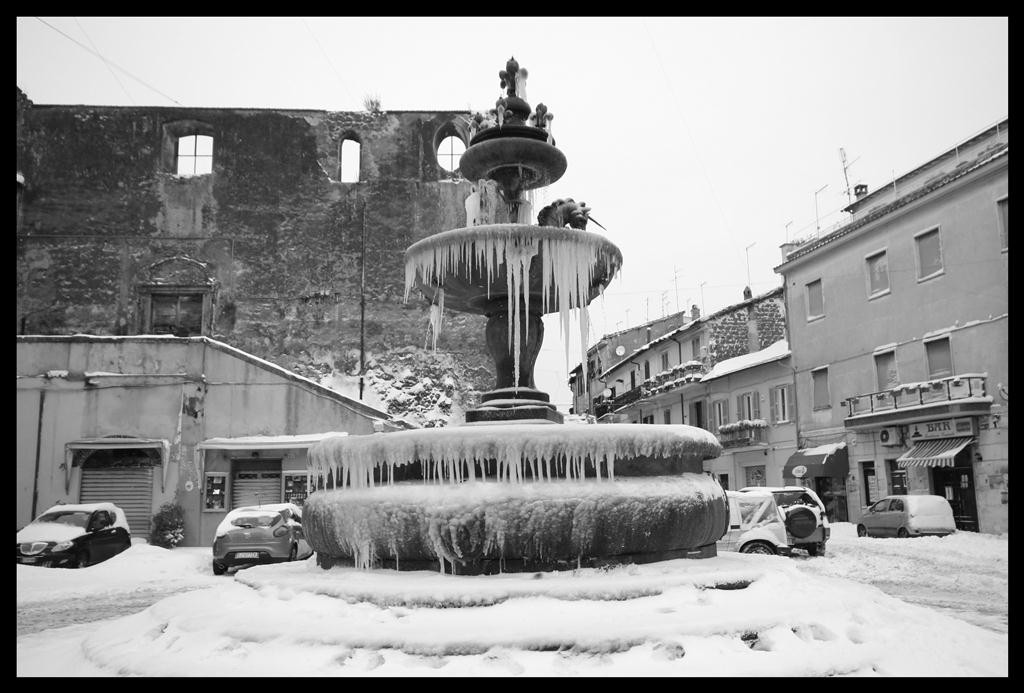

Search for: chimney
xmin=854 ymin=183 xmax=868 ymax=199
xmin=646 ymin=326 xmax=652 ymax=342
xmin=690 ymin=304 xmax=700 ymax=320
xmin=780 ymin=241 xmax=801 ymax=260
xmin=742 ymin=286 xmax=753 ymax=300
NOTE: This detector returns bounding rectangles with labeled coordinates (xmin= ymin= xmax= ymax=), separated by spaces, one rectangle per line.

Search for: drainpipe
xmin=359 ymin=199 xmax=367 ymax=400
xmin=32 ymin=390 xmax=45 ymax=518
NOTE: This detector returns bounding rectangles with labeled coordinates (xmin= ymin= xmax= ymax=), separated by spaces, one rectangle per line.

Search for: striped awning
xmin=897 ymin=436 xmax=973 ymax=468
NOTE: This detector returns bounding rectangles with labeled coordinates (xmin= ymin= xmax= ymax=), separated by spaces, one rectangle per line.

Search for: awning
xmin=195 ymin=432 xmax=348 ymax=451
xmin=783 ymin=443 xmax=849 ymax=480
xmin=897 ymin=436 xmax=973 ymax=468
xmin=63 ymin=437 xmax=170 ymax=494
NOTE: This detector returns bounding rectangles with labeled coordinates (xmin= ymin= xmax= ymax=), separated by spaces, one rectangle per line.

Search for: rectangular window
xmin=691 ymin=337 xmax=702 ymax=360
xmin=925 ymin=337 xmax=953 ymax=378
xmin=806 ymin=279 xmax=824 ymax=319
xmin=745 ymin=465 xmax=766 ymax=488
xmin=998 ymin=198 xmax=1008 ymax=250
xmin=874 ymin=350 xmax=899 ymax=391
xmin=176 ymin=134 xmax=214 ymax=177
xmin=641 ymin=414 xmax=655 ymax=425
xmin=770 ymin=385 xmax=791 ymax=423
xmin=736 ymin=391 xmax=759 ymax=421
xmin=714 ymin=399 xmax=729 ymax=427
xmin=630 ymin=371 xmax=636 ymax=390
xmin=866 ymin=250 xmax=890 ymax=296
xmin=149 ymin=292 xmax=206 ymax=336
xmin=663 ymin=409 xmax=672 ymax=425
xmin=887 ymin=460 xmax=907 ymax=495
xmin=644 ymin=360 xmax=651 ymax=380
xmin=719 ymin=473 xmax=729 ymax=490
xmin=661 ymin=352 xmax=669 ymax=372
xmin=915 ymin=228 xmax=943 ymax=280
xmin=204 ymin=473 xmax=227 ymax=511
xmin=812 ymin=368 xmax=830 ymax=409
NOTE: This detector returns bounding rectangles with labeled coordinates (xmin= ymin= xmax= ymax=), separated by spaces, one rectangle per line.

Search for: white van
xmin=718 ymin=490 xmax=791 ymax=555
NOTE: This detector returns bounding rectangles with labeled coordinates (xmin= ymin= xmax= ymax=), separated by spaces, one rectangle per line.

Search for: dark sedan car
xmin=17 ymin=503 xmax=132 ymax=568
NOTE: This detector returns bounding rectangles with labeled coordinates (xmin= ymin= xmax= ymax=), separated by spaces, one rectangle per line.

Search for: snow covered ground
xmin=17 ymin=524 xmax=1007 ymax=676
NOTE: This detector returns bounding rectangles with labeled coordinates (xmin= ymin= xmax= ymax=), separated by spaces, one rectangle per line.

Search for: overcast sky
xmin=17 ymin=17 xmax=1008 ymax=407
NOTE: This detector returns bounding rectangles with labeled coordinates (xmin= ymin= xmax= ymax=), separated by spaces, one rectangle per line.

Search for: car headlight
xmin=52 ymin=540 xmax=74 ymax=552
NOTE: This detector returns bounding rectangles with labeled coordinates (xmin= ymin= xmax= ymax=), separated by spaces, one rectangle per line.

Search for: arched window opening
xmin=340 ymin=139 xmax=361 ymax=183
xmin=436 ymin=135 xmax=466 ymax=173
xmin=176 ymin=135 xmax=214 ymax=177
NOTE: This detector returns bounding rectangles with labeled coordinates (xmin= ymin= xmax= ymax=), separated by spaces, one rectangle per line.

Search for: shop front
xmin=895 ymin=422 xmax=979 ymax=532
xmin=782 ymin=442 xmax=850 ymax=522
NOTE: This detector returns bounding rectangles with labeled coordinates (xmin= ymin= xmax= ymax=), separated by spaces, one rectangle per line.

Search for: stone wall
xmin=16 ymin=88 xmax=495 ymax=425
xmin=705 ymin=289 xmax=786 ymax=366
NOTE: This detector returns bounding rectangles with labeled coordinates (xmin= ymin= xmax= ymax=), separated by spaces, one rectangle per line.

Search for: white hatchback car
xmin=857 ymin=494 xmax=956 ymax=538
xmin=717 ymin=490 xmax=792 ymax=556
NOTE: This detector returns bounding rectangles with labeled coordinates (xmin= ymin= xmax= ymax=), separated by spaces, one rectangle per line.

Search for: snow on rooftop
xmin=197 ymin=432 xmax=348 ymax=450
xmin=700 ymin=340 xmax=790 ymax=382
xmin=798 ymin=441 xmax=847 ymax=456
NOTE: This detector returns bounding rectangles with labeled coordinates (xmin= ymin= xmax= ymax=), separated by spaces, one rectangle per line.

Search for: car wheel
xmin=739 ymin=541 xmax=776 ymax=555
xmin=857 ymin=524 xmax=868 ymax=538
xmin=897 ymin=527 xmax=910 ymax=538
xmin=806 ymin=542 xmax=826 ymax=557
xmin=288 ymin=544 xmax=298 ymax=562
xmin=212 ymin=560 xmax=227 ymax=576
xmin=75 ymin=550 xmax=91 ymax=569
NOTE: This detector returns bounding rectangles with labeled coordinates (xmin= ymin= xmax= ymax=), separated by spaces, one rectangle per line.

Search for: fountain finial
xmin=499 ymin=57 xmax=520 ymax=97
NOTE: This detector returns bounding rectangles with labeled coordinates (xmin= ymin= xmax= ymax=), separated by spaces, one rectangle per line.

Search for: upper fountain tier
xmin=459 ymin=56 xmax=566 ymax=199
xmin=405 ymin=224 xmax=622 ymax=316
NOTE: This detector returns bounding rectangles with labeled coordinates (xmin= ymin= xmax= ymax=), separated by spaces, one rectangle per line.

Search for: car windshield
xmin=230 ymin=514 xmax=281 ymax=529
xmin=773 ymin=490 xmax=819 ymax=509
xmin=35 ymin=511 xmax=91 ymax=528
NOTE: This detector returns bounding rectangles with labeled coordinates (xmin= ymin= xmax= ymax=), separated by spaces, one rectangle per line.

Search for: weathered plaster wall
xmin=16 ymin=90 xmax=493 ymax=423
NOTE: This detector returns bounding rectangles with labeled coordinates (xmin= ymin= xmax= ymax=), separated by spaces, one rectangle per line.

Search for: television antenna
xmin=839 ymin=148 xmax=860 ymax=206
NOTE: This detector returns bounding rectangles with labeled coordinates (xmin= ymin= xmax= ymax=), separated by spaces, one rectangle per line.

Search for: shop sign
xmin=908 ymin=417 xmax=974 ymax=440
xmin=792 ymin=465 xmax=808 ymax=478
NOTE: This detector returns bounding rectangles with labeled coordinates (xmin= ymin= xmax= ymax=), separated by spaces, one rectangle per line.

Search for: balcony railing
xmin=642 ymin=361 xmax=707 ymax=397
xmin=716 ymin=421 xmax=767 ymax=448
xmin=842 ymin=373 xmax=987 ymax=418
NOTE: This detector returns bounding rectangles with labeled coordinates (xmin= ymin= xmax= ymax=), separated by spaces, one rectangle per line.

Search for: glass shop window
xmin=204 ymin=473 xmax=227 ymax=511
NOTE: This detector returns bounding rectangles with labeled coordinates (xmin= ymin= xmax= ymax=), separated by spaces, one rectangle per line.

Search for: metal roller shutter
xmin=232 ymin=472 xmax=282 ymax=509
xmin=80 ymin=466 xmax=154 ymax=537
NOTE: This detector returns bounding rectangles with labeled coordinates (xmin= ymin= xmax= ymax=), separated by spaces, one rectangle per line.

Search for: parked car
xmin=738 ymin=486 xmax=830 ymax=556
xmin=16 ymin=502 xmax=131 ymax=568
xmin=212 ymin=502 xmax=312 ymax=575
xmin=857 ymin=494 xmax=956 ymax=538
xmin=718 ymin=490 xmax=792 ymax=556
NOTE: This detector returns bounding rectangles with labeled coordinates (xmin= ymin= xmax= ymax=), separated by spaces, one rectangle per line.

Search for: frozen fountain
xmin=304 ymin=58 xmax=727 ymax=574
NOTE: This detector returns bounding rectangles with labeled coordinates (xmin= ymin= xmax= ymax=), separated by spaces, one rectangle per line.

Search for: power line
xmin=300 ymin=19 xmax=359 ymax=108
xmin=33 ymin=17 xmax=183 ymax=106
xmin=73 ymin=17 xmax=134 ymax=105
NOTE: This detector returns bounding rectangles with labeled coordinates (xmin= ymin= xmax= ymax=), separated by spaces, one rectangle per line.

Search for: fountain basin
xmin=405 ymin=224 xmax=622 ymax=315
xmin=303 ymin=423 xmax=724 ymax=573
xmin=305 ymin=475 xmax=728 ymax=574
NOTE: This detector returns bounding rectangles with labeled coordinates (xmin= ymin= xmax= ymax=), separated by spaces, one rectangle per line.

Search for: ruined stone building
xmin=16 ymin=87 xmax=498 ymax=425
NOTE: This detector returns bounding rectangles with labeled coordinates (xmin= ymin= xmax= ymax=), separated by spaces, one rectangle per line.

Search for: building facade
xmin=17 ymin=335 xmax=405 ymax=547
xmin=775 ymin=119 xmax=1008 ymax=533
xmin=16 ymin=87 xmax=494 ymax=426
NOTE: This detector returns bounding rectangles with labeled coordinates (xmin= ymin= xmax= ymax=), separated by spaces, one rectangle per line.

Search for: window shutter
xmin=769 ymin=388 xmax=778 ymax=424
xmin=753 ymin=392 xmax=761 ymax=420
xmin=723 ymin=399 xmax=729 ymax=424
xmin=784 ymin=385 xmax=793 ymax=421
